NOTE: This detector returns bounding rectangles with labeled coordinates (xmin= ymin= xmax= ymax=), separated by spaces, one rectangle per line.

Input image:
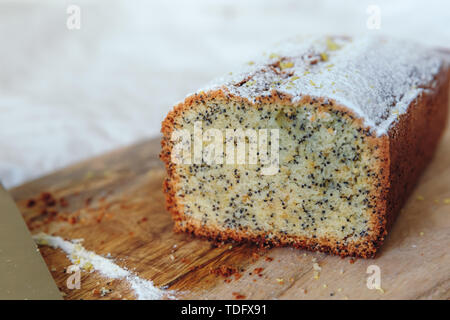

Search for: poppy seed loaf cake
xmin=161 ymin=35 xmax=449 ymax=258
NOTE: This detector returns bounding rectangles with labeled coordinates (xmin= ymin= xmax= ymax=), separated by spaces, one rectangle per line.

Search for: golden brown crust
xmin=160 ymin=68 xmax=449 ymax=258
xmin=385 ymin=66 xmax=450 ymax=231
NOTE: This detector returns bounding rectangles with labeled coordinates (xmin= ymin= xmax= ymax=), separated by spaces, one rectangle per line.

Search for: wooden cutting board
xmin=10 ymin=122 xmax=450 ymax=300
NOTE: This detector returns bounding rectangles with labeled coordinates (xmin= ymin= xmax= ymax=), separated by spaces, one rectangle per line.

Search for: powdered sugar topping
xmin=200 ymin=35 xmax=445 ymax=136
xmin=33 ymin=233 xmax=176 ymax=300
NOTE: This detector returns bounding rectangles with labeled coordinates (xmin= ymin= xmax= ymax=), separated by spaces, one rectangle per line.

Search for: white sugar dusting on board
xmin=33 ymin=233 xmax=177 ymax=300
xmin=198 ymin=35 xmax=447 ymax=136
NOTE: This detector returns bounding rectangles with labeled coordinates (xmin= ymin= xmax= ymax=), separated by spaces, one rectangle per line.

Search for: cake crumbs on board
xmin=33 ymin=232 xmax=177 ymax=300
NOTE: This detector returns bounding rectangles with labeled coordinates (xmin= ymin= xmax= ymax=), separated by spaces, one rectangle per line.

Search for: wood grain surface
xmin=10 ymin=121 xmax=450 ymax=299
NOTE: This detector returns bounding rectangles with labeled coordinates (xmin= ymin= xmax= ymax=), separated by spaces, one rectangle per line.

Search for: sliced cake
xmin=160 ymin=35 xmax=449 ymax=258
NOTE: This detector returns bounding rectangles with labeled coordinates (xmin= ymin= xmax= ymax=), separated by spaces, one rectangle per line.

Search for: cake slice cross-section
xmin=161 ymin=35 xmax=449 ymax=258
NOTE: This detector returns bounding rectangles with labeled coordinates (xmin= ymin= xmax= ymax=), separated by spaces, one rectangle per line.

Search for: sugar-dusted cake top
xmin=200 ymin=35 xmax=446 ymax=136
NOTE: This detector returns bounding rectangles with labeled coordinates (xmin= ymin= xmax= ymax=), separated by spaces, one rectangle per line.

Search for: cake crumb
xmin=59 ymin=197 xmax=69 ymax=207
xmin=209 ymin=265 xmax=238 ymax=278
xmin=232 ymin=292 xmax=246 ymax=300
xmin=26 ymin=199 xmax=36 ymax=208
xmin=100 ymin=287 xmax=112 ymax=297
xmin=253 ymin=267 xmax=264 ymax=276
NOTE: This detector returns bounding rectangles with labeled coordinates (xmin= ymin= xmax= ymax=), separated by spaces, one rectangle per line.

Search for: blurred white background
xmin=1 ymin=0 xmax=449 ymax=188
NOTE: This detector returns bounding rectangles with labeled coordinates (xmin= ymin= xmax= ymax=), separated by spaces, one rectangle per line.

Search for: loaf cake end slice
xmin=161 ymin=35 xmax=449 ymax=258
